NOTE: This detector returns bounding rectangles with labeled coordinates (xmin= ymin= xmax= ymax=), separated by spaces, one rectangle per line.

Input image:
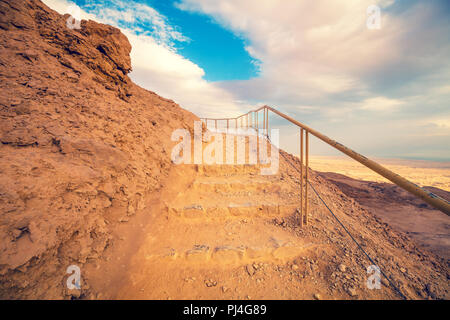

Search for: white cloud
xmin=44 ymin=0 xmax=97 ymax=20
xmin=83 ymin=0 xmax=189 ymax=50
xmin=43 ymin=0 xmax=246 ymax=118
xmin=426 ymin=117 xmax=450 ymax=131
xmin=177 ymin=0 xmax=450 ymax=159
xmin=176 ymin=0 xmax=405 ymax=101
xmin=126 ymin=31 xmax=246 ymax=116
xmin=360 ymin=96 xmax=403 ymax=111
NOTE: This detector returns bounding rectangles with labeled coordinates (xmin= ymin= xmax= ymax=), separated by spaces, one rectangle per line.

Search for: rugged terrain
xmin=0 ymin=0 xmax=449 ymax=300
xmin=318 ymin=172 xmax=450 ymax=260
xmin=0 ymin=0 xmax=198 ymax=299
xmin=310 ymin=156 xmax=450 ymax=192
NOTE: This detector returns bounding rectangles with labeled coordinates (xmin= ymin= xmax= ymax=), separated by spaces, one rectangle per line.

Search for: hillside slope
xmin=105 ymin=150 xmax=448 ymax=300
xmin=318 ymin=172 xmax=450 ymax=260
xmin=0 ymin=0 xmax=197 ymax=299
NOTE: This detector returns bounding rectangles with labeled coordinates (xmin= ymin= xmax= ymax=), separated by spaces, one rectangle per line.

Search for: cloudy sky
xmin=44 ymin=0 xmax=450 ymax=161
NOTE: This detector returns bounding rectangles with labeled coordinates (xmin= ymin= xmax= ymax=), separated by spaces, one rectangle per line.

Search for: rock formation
xmin=0 ymin=0 xmax=197 ymax=298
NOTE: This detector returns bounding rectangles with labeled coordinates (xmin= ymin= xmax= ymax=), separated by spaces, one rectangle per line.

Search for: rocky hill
xmin=0 ymin=0 xmax=448 ymax=300
xmin=0 ymin=0 xmax=197 ymax=298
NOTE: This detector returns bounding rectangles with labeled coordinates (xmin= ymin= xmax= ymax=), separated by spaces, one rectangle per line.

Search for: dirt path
xmin=99 ymin=150 xmax=449 ymax=300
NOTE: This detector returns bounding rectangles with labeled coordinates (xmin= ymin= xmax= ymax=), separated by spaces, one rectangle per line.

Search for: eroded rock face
xmin=0 ymin=0 xmax=197 ymax=298
xmin=0 ymin=0 xmax=133 ymax=100
xmin=39 ymin=16 xmax=133 ymax=100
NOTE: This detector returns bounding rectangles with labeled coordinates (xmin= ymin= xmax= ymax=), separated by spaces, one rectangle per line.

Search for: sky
xmin=44 ymin=0 xmax=450 ymax=161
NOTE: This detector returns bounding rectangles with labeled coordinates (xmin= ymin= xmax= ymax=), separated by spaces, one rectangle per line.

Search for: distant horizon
xmin=308 ymin=154 xmax=450 ymax=164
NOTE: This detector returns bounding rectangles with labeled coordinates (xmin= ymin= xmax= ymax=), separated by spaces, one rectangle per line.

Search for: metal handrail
xmin=201 ymin=105 xmax=450 ymax=217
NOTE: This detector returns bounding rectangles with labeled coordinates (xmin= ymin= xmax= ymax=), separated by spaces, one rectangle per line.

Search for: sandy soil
xmin=1 ymin=0 xmax=448 ymax=300
xmin=104 ymin=150 xmax=449 ymax=300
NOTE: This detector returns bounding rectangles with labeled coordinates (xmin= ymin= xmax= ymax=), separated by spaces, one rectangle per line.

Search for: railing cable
xmin=278 ymin=150 xmax=408 ymax=300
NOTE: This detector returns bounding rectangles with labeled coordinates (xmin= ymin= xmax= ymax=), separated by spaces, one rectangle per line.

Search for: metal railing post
xmin=256 ymin=111 xmax=259 ymax=135
xmin=305 ymin=131 xmax=309 ymax=225
xmin=263 ymin=108 xmax=266 ymax=135
xmin=300 ymin=128 xmax=304 ymax=227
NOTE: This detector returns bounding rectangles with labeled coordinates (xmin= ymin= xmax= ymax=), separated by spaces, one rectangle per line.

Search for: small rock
xmin=347 ymin=287 xmax=357 ymax=297
xmin=222 ymin=286 xmax=230 ymax=293
xmin=338 ymin=264 xmax=346 ymax=272
xmin=246 ymin=265 xmax=255 ymax=276
xmin=313 ymin=293 xmax=322 ymax=300
xmin=205 ymin=279 xmax=217 ymax=287
xmin=425 ymin=283 xmax=437 ymax=299
xmin=292 ymin=264 xmax=299 ymax=271
xmin=399 ymin=267 xmax=406 ymax=273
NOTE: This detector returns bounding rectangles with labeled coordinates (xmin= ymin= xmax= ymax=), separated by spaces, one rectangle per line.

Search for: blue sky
xmin=146 ymin=0 xmax=260 ymax=81
xmin=45 ymin=0 xmax=450 ymax=161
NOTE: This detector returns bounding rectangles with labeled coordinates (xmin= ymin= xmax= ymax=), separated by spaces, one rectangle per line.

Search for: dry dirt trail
xmin=117 ymin=161 xmax=317 ymax=300
xmin=0 ymin=0 xmax=448 ymax=300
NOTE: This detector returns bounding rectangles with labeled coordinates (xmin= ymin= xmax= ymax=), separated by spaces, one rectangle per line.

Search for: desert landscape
xmin=0 ymin=0 xmax=449 ymax=301
xmin=310 ymin=156 xmax=450 ymax=192
xmin=310 ymin=156 xmax=450 ymax=259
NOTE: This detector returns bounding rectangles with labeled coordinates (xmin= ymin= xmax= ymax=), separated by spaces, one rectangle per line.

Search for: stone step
xmin=170 ymin=184 xmax=300 ymax=207
xmin=145 ymin=241 xmax=318 ymax=265
xmin=195 ymin=164 xmax=272 ymax=177
xmin=190 ymin=175 xmax=285 ymax=194
xmin=166 ymin=202 xmax=298 ymax=219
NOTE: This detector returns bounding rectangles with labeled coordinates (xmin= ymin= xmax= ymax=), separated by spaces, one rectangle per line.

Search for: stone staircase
xmin=111 ymin=134 xmax=333 ymax=299
xmin=112 ymin=140 xmax=424 ymax=300
xmin=142 ymin=163 xmax=313 ymax=267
